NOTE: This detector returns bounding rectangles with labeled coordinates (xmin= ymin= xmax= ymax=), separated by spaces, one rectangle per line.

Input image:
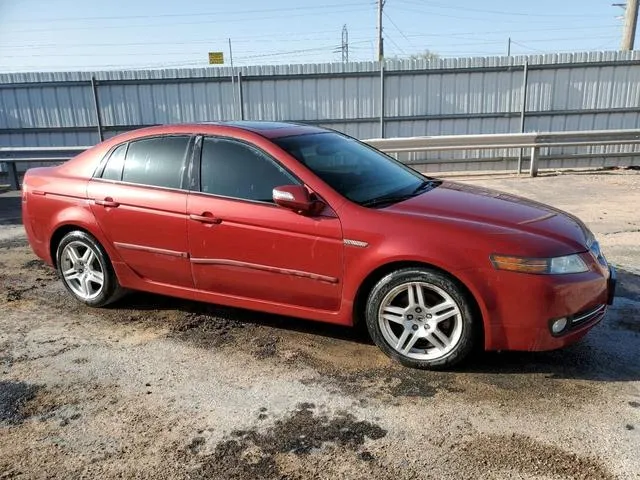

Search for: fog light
xmin=551 ymin=317 xmax=568 ymax=334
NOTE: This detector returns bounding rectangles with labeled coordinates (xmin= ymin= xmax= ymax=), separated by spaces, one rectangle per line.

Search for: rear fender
xmin=48 ymin=200 xmax=122 ymax=266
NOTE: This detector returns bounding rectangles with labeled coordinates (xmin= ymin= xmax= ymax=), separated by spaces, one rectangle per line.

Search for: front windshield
xmin=274 ymin=132 xmax=429 ymax=205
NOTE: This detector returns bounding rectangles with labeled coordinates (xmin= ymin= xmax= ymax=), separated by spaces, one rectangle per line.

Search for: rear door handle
xmin=189 ymin=212 xmax=222 ymax=224
xmin=95 ymin=197 xmax=120 ymax=208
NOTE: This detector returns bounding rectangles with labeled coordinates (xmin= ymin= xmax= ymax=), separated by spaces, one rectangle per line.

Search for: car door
xmin=187 ymin=136 xmax=344 ymax=311
xmin=87 ymin=135 xmax=194 ymax=288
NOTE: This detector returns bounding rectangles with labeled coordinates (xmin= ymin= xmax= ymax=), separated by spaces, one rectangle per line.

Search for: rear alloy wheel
xmin=56 ymin=231 xmax=122 ymax=307
xmin=365 ymin=268 xmax=477 ymax=369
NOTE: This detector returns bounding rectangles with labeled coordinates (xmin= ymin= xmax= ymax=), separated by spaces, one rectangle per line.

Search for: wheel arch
xmin=351 ymin=260 xmax=486 ymax=347
xmin=49 ymin=223 xmax=112 ymax=269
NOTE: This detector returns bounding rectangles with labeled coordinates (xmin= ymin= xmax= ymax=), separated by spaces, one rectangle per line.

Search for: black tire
xmin=365 ymin=267 xmax=477 ymax=369
xmin=55 ymin=230 xmax=124 ymax=307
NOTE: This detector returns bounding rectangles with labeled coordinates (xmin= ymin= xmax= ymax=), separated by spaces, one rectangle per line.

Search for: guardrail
xmin=0 ymin=146 xmax=88 ymax=189
xmin=2 ymin=128 xmax=640 ymax=190
xmin=364 ymin=129 xmax=640 ymax=177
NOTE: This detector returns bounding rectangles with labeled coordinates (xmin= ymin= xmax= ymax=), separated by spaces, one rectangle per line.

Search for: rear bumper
xmin=22 ymin=193 xmax=53 ymax=265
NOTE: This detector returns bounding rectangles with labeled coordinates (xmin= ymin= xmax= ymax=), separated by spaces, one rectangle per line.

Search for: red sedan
xmin=21 ymin=122 xmax=615 ymax=369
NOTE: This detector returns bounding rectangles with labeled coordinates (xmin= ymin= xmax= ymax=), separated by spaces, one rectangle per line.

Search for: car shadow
xmin=0 ymin=192 xmax=22 ymax=225
xmin=110 ymin=268 xmax=640 ymax=382
xmin=109 ymin=290 xmax=372 ymax=345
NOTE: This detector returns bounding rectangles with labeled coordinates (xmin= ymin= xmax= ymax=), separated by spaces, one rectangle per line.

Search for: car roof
xmin=215 ymin=121 xmax=328 ymax=138
xmin=125 ymin=121 xmax=328 ymax=140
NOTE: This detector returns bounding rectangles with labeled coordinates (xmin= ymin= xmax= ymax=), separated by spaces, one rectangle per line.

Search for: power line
xmin=2 ymin=30 xmax=374 ymax=50
xmin=383 ymin=11 xmax=414 ymax=47
xmin=4 ymin=2 xmax=371 ymax=24
xmin=400 ymin=24 xmax=619 ymax=39
xmin=2 ymin=6 xmax=370 ymax=34
xmin=392 ymin=4 xmax=609 ymax=24
xmin=385 ymin=33 xmax=407 ymax=55
xmin=395 ymin=0 xmax=605 ymax=18
xmin=3 ymin=34 xmax=617 ymax=60
xmin=1 ymin=24 xmax=617 ymax=51
xmin=0 ymin=40 xmax=375 ymax=60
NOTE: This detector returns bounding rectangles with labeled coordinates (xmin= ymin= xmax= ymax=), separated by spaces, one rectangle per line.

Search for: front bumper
xmin=466 ymin=262 xmax=615 ymax=352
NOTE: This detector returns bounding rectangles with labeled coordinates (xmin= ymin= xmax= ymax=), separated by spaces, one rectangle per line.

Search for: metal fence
xmin=2 ymin=50 xmax=640 ymax=173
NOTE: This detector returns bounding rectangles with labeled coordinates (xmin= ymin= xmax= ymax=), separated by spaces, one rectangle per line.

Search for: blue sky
xmin=0 ymin=0 xmax=626 ymax=72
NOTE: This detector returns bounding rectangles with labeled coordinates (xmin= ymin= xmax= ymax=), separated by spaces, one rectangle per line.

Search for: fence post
xmin=529 ymin=146 xmax=539 ymax=177
xmin=7 ymin=162 xmax=20 ymax=190
xmin=90 ymin=77 xmax=104 ymax=142
xmin=517 ymin=61 xmax=529 ymax=174
xmin=379 ymin=61 xmax=385 ymax=138
xmin=237 ymin=72 xmax=244 ymax=120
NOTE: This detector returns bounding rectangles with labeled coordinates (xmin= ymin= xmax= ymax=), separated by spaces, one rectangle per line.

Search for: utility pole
xmin=377 ymin=0 xmax=385 ymax=61
xmin=507 ymin=37 xmax=511 ymax=56
xmin=228 ymin=38 xmax=237 ymax=119
xmin=621 ymin=0 xmax=639 ymax=50
xmin=342 ymin=24 xmax=349 ymax=63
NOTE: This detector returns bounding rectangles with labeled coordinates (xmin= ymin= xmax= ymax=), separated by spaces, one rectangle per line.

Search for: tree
xmin=387 ymin=50 xmax=439 ymax=61
xmin=408 ymin=50 xmax=439 ymax=61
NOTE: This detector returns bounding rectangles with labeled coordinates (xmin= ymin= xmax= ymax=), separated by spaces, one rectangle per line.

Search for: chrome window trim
xmin=90 ymin=177 xmax=189 ymax=195
xmin=187 ymin=188 xmax=282 ymax=208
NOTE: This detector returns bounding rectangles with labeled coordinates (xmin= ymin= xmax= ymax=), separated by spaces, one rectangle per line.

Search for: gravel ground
xmin=0 ymin=170 xmax=638 ymax=479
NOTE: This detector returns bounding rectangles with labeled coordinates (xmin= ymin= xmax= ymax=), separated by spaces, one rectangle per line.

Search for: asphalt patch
xmin=458 ymin=433 xmax=615 ymax=480
xmin=21 ymin=259 xmax=58 ymax=278
xmin=252 ymin=336 xmax=278 ymax=360
xmin=186 ymin=403 xmax=386 ymax=479
xmin=303 ymin=366 xmax=460 ymax=399
xmin=0 ymin=380 xmax=39 ymax=425
xmin=173 ymin=310 xmax=248 ymax=335
xmin=0 ymin=238 xmax=28 ymax=249
xmin=616 ymin=269 xmax=640 ymax=301
xmin=618 ymin=318 xmax=640 ymax=333
xmin=0 ymin=355 xmax=13 ymax=370
xmin=5 ymin=285 xmax=34 ymax=302
xmin=5 ymin=279 xmax=53 ymax=303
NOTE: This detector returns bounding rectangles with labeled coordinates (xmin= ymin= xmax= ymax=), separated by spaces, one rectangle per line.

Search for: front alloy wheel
xmin=366 ymin=268 xmax=477 ymax=369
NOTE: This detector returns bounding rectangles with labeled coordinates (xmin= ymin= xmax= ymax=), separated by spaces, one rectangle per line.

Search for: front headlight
xmin=549 ymin=254 xmax=589 ymax=274
xmin=490 ymin=253 xmax=589 ymax=275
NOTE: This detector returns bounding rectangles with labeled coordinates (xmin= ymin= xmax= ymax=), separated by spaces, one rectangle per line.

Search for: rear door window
xmin=101 ymin=143 xmax=127 ymax=181
xmin=122 ymin=136 xmax=191 ymax=189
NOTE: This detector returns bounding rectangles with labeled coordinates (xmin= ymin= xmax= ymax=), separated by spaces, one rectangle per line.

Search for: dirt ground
xmin=0 ymin=170 xmax=639 ymax=479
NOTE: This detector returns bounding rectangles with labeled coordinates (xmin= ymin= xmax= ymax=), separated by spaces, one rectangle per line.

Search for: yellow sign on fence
xmin=208 ymin=52 xmax=224 ymax=65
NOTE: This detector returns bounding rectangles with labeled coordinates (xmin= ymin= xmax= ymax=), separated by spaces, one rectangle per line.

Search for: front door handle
xmin=189 ymin=212 xmax=222 ymax=224
xmin=95 ymin=197 xmax=120 ymax=208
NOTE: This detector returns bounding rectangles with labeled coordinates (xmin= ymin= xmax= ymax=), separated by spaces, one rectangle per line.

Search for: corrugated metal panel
xmin=3 ymin=50 xmax=640 ymax=172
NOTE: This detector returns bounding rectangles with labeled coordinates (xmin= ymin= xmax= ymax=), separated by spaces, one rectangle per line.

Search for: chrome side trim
xmin=190 ymin=257 xmax=339 ymax=284
xmin=571 ymin=304 xmax=606 ymax=325
xmin=114 ymin=242 xmax=189 ymax=258
xmin=344 ymin=239 xmax=369 ymax=248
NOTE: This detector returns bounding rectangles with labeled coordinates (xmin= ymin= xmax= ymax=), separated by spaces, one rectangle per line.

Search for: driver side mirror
xmin=273 ymin=185 xmax=324 ymax=215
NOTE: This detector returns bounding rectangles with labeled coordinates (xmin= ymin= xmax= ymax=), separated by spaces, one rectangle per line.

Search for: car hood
xmin=384 ymin=181 xmax=591 ymax=253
